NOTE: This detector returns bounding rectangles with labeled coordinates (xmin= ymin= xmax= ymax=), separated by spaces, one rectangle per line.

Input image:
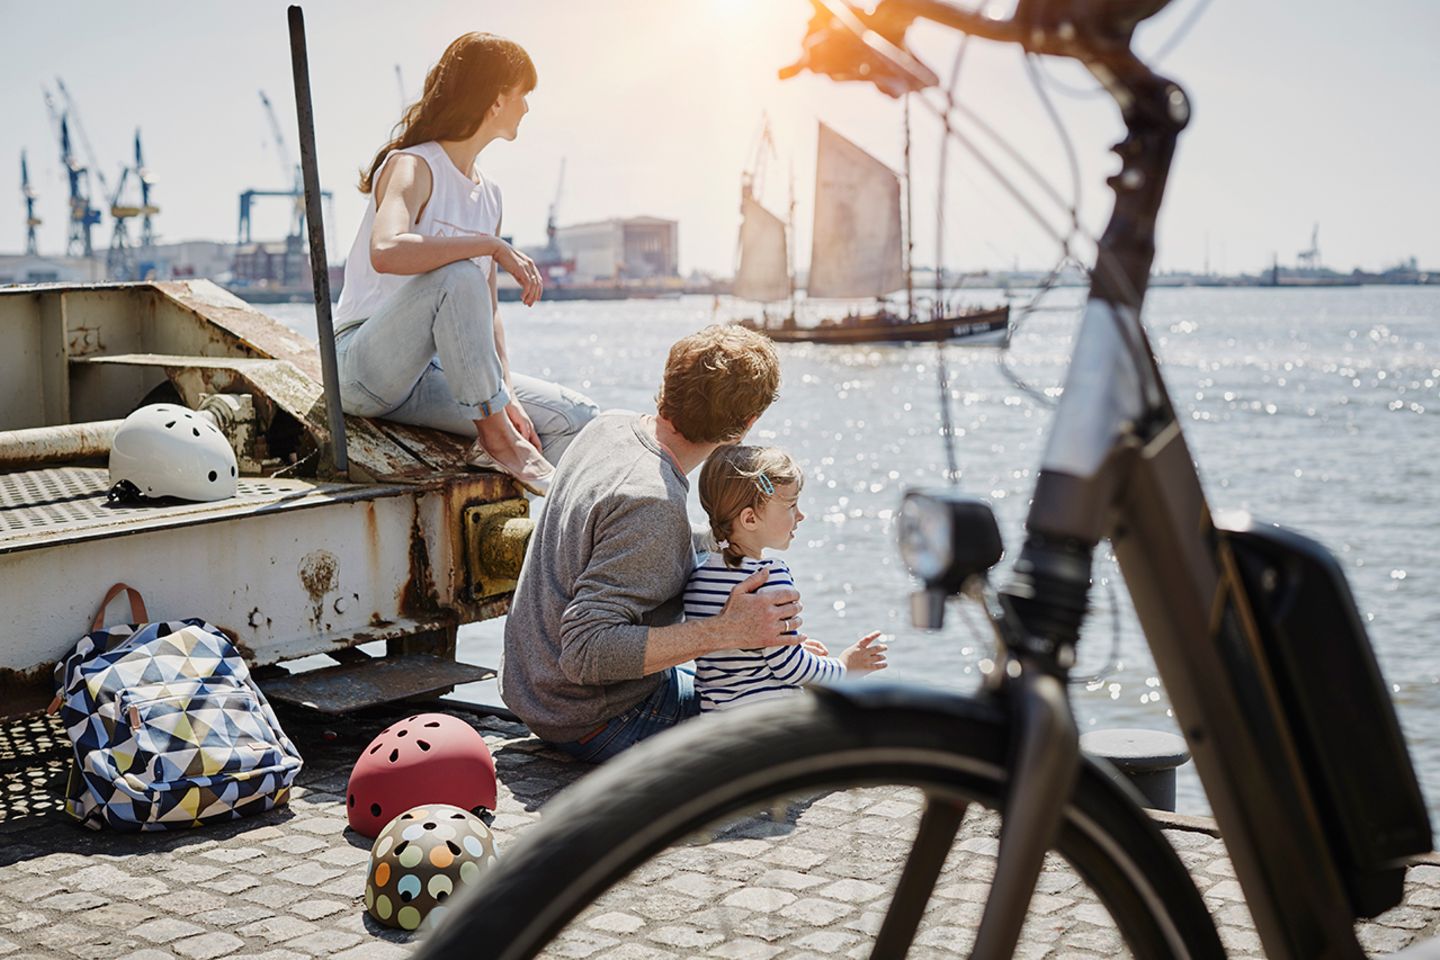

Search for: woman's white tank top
xmin=333 ymin=141 xmax=503 ymax=331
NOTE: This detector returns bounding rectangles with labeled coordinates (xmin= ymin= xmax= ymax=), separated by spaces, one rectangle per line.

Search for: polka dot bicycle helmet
xmin=108 ymin=403 xmax=238 ymax=503
xmin=347 ymin=713 xmax=497 ymax=838
xmin=365 ymin=803 xmax=499 ymax=931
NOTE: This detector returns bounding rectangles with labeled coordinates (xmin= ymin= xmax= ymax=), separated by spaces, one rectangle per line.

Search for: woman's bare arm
xmin=368 ymin=155 xmax=498 ymax=275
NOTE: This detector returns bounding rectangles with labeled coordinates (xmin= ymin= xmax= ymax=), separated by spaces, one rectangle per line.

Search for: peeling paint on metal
xmin=399 ymin=500 xmax=440 ymax=618
xmin=299 ymin=549 xmax=340 ymax=628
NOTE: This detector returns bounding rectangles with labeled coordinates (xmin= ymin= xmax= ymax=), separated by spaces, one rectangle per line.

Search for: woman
xmin=332 ymin=33 xmax=597 ymax=494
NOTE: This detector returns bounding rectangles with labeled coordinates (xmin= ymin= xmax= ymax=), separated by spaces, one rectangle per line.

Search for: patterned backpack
xmin=50 ymin=583 xmax=304 ymax=831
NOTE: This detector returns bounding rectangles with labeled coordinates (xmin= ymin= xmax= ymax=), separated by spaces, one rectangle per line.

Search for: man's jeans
xmin=549 ymin=667 xmax=701 ymax=763
xmin=334 ymin=260 xmax=598 ymax=464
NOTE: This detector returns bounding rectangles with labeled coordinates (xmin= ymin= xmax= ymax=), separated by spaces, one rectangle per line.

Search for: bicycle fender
xmin=807 ymin=680 xmax=1156 ymax=812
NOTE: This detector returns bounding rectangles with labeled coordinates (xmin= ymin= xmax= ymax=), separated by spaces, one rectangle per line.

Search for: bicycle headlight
xmin=898 ymin=489 xmax=1005 ymax=593
xmin=899 ymin=491 xmax=955 ymax=583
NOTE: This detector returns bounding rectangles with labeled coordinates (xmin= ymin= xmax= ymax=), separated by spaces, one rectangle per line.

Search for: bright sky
xmin=2 ymin=0 xmax=1437 ymax=276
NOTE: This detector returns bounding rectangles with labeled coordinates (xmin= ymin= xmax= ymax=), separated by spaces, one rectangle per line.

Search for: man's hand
xmin=495 ymin=240 xmax=543 ymax=306
xmin=716 ymin=568 xmax=803 ymax=649
xmin=839 ymin=632 xmax=888 ymax=675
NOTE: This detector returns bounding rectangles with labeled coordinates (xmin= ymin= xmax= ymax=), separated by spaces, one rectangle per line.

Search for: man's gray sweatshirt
xmin=500 ymin=412 xmax=695 ymax=743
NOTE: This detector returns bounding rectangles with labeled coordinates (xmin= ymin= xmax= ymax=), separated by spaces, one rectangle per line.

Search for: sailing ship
xmin=735 ymin=121 xmax=1009 ymax=347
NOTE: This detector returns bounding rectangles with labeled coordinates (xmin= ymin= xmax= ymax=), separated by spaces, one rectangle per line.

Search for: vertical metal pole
xmin=287 ymin=5 xmax=348 ymax=477
xmin=903 ymin=93 xmax=915 ymax=322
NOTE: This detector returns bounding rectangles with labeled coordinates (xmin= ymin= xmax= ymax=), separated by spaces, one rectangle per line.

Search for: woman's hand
xmin=506 ymin=401 xmax=542 ymax=449
xmin=495 ymin=241 xmax=543 ymax=306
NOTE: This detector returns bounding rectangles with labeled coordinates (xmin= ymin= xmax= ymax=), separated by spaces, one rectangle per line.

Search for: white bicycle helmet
xmin=108 ymin=403 xmax=239 ymax=503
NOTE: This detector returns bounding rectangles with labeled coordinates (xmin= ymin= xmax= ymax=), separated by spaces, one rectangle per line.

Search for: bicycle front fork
xmin=970 ymin=537 xmax=1095 ymax=957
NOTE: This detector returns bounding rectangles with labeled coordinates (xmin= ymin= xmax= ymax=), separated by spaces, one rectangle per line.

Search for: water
xmin=264 ymin=285 xmax=1440 ymax=818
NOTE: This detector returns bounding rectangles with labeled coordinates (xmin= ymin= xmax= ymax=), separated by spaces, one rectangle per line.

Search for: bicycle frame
xmin=816 ymin=3 xmax=1396 ymax=957
xmin=943 ymin=23 xmax=1367 ymax=960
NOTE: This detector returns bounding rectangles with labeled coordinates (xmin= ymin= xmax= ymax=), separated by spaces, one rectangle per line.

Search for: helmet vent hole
xmin=348 ymin=795 xmax=355 ymax=807
xmin=230 ymin=466 xmax=236 ymax=477
xmin=208 ymin=471 xmax=218 ymax=482
xmin=396 ymin=730 xmax=407 ymax=738
xmin=449 ymin=812 xmax=464 ymax=820
xmin=424 ymin=721 xmax=441 ymax=728
xmin=394 ymin=840 xmax=409 ymax=854
xmin=417 ymin=740 xmax=431 ymax=751
xmin=368 ymin=743 xmax=381 ymax=754
xmin=370 ymin=803 xmax=382 ymax=818
xmin=192 ymin=427 xmax=200 ymax=437
xmin=436 ymin=891 xmax=448 ymax=901
xmin=423 ymin=821 xmax=437 ymax=830
xmin=446 ymin=841 xmax=462 ymax=856
xmin=389 ymin=749 xmax=399 ymax=763
xmin=165 ymin=421 xmax=176 ymax=429
xmin=400 ymin=890 xmax=415 ymax=902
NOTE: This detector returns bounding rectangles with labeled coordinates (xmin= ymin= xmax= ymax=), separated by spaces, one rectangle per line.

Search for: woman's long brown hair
xmin=359 ymin=33 xmax=537 ymax=194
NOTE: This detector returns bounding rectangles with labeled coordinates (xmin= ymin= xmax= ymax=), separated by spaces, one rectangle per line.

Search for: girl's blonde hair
xmin=698 ymin=445 xmax=804 ymax=568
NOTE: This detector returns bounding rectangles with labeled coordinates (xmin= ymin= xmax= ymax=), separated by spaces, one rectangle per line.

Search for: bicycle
xmin=416 ymin=2 xmax=1434 ymax=957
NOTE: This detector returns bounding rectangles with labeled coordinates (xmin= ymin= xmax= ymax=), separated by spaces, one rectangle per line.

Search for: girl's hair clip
xmin=755 ymin=473 xmax=775 ymax=496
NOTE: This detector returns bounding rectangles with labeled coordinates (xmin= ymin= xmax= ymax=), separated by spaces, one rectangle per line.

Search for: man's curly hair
xmin=656 ymin=325 xmax=780 ymax=443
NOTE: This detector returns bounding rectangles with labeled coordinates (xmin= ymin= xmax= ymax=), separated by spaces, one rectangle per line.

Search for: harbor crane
xmin=43 ymin=87 xmax=102 ymax=258
xmin=546 ymin=157 xmax=565 ymax=256
xmin=105 ymin=167 xmax=134 ymax=280
xmin=532 ymin=158 xmax=574 ymax=284
xmin=236 ymin=91 xmax=332 ymax=288
xmin=20 ymin=151 xmax=40 ymax=256
xmin=1297 ymin=223 xmax=1321 ymax=271
xmin=54 ymin=78 xmax=113 ymax=214
xmin=106 ymin=130 xmax=161 ymax=281
xmin=135 ymin=129 xmax=158 ymax=250
xmin=258 ymin=90 xmax=305 ymax=241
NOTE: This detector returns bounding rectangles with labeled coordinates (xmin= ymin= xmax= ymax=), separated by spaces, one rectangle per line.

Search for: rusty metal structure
xmin=0 ymin=279 xmax=532 ymax=718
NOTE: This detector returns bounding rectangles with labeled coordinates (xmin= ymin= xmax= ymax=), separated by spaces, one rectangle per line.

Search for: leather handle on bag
xmin=91 ymin=582 xmax=149 ymax=632
xmin=50 ymin=584 xmax=152 ymax=716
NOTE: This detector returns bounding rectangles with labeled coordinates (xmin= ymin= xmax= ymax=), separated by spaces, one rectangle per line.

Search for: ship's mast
xmin=788 ymin=157 xmax=796 ymax=322
xmin=903 ymin=94 xmax=915 ymax=322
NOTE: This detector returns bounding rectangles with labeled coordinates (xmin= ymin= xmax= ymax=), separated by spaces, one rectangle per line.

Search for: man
xmin=500 ymin=324 xmax=801 ymax=761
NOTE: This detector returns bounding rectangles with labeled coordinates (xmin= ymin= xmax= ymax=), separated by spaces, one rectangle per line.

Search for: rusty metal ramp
xmin=259 ymin=654 xmax=496 ymax=714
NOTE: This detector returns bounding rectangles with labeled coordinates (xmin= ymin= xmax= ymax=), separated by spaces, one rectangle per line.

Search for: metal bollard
xmin=1080 ymin=728 xmax=1191 ymax=811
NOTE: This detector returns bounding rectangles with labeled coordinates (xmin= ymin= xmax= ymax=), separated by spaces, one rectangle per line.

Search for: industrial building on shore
xmin=551 ymin=216 xmax=680 ymax=283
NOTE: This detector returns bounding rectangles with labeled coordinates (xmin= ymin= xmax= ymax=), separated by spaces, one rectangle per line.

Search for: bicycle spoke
xmin=870 ymin=794 xmax=968 ymax=960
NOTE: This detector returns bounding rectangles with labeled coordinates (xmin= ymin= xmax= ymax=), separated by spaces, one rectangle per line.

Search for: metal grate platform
xmin=0 ymin=465 xmax=400 ymax=553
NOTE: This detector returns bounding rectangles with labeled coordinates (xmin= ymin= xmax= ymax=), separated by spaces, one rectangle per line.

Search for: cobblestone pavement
xmin=4 ymin=704 xmax=1440 ymax=959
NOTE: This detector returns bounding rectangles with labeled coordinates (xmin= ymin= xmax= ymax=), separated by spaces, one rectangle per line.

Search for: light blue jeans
xmin=334 ymin=260 xmax=598 ymax=464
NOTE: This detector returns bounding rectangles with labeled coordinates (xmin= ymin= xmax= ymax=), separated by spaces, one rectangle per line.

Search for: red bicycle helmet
xmin=347 ymin=713 xmax=497 ymax=838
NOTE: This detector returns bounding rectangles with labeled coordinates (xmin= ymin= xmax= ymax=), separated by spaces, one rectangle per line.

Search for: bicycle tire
xmin=418 ymin=688 xmax=1223 ymax=960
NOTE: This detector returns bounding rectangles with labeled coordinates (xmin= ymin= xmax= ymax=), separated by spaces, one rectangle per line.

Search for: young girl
xmin=331 ymin=33 xmax=597 ymax=495
xmin=684 ymin=445 xmax=887 ymax=712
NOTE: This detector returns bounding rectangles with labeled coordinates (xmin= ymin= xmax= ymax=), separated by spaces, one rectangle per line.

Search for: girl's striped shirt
xmin=683 ymin=553 xmax=844 ymax=712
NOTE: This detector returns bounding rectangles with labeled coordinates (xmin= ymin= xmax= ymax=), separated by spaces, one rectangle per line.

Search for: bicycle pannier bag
xmin=1224 ymin=520 xmax=1432 ymax=918
xmin=51 ymin=583 xmax=304 ymax=831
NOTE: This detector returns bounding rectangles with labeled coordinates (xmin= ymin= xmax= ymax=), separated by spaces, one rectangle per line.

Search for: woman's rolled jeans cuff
xmin=548 ymin=667 xmax=699 ymax=764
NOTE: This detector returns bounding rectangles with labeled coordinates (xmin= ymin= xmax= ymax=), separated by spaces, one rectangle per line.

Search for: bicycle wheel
xmin=417 ymin=688 xmax=1223 ymax=960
